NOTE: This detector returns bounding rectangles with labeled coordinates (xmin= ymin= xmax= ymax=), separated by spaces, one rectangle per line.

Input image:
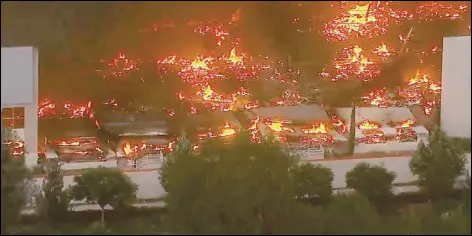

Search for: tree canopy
xmin=162 ymin=133 xmax=311 ymax=234
xmin=1 ymin=129 xmax=31 ymax=234
xmin=410 ymin=126 xmax=468 ymax=200
xmin=70 ymin=167 xmax=137 ymax=225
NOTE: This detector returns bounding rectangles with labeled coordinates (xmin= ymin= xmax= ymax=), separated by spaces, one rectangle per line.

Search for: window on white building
xmin=1 ymin=107 xmax=25 ymax=129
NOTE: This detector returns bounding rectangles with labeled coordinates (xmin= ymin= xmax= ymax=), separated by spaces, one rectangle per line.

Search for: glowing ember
xmin=358 ymin=120 xmax=381 ymax=130
xmin=2 ymin=140 xmax=25 ymax=157
xmin=422 ymin=100 xmax=439 ymax=116
xmin=331 ymin=116 xmax=347 ymax=135
xmin=56 ymin=138 xmax=98 ymax=147
xmin=300 ymin=136 xmax=335 ymax=146
xmin=322 ymin=45 xmax=380 ymax=81
xmin=249 ymin=116 xmax=260 ymax=130
xmin=416 ymin=2 xmax=470 ymax=21
xmin=38 ymin=99 xmax=94 ymax=119
xmin=99 ymin=53 xmax=138 ymax=78
xmin=398 ymin=71 xmax=442 ymax=114
xmin=323 ymin=3 xmax=389 ymax=42
xmin=177 ymin=93 xmax=185 ymax=101
xmin=361 ymin=88 xmax=392 ymax=107
xmin=301 ymin=123 xmax=328 ymax=134
xmin=38 ymin=99 xmax=56 ymax=117
xmin=359 ymin=129 xmax=386 ymax=144
xmin=395 ymin=128 xmax=417 ymax=142
xmin=428 ymin=82 xmax=442 ymax=95
xmin=122 ymin=141 xmax=170 ymax=157
xmin=193 ymin=22 xmax=231 ymax=46
xmin=273 ymin=90 xmax=304 ymax=106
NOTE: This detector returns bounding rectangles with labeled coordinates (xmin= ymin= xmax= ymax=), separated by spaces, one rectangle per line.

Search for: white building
xmin=1 ymin=47 xmax=39 ymax=167
xmin=441 ymin=36 xmax=471 ymax=138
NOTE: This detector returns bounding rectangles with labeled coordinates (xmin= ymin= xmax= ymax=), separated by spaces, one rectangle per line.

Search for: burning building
xmin=39 ymin=118 xmax=105 ymax=163
xmin=186 ymin=111 xmax=242 ymax=151
xmin=99 ymin=110 xmax=171 ymax=169
xmin=335 ymin=107 xmax=429 ymax=154
xmin=245 ymin=105 xmax=347 ymax=160
xmin=1 ymin=47 xmax=39 ymax=167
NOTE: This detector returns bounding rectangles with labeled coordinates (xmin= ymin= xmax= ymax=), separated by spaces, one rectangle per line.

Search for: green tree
xmin=292 ymin=163 xmax=334 ymax=205
xmin=1 ymin=128 xmax=31 ymax=234
xmin=345 ymin=163 xmax=396 ymax=210
xmin=70 ymin=167 xmax=137 ymax=226
xmin=36 ymin=160 xmax=70 ymax=222
xmin=159 ymin=137 xmax=193 ymax=193
xmin=323 ymin=194 xmax=384 ymax=234
xmin=163 ymin=132 xmax=317 ymax=234
xmin=409 ymin=126 xmax=467 ymax=200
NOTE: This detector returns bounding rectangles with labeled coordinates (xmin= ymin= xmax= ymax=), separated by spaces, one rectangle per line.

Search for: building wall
xmin=1 ymin=47 xmax=39 ymax=167
xmin=441 ymin=36 xmax=471 ymax=138
xmin=32 ymin=154 xmax=472 ymax=200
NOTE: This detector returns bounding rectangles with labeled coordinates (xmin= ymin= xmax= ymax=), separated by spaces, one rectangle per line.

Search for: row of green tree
xmin=159 ymin=127 xmax=469 ymax=234
xmin=1 ymin=127 xmax=470 ymax=234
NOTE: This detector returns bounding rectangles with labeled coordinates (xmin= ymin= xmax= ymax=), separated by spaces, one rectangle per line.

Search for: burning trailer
xmin=38 ymin=118 xmax=106 ymax=163
xmin=246 ymin=105 xmax=347 ymax=160
xmin=334 ymin=107 xmax=429 ymax=154
xmin=99 ymin=111 xmax=171 ymax=169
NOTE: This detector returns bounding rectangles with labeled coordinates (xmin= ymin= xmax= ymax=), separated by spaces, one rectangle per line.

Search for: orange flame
xmin=123 ymin=143 xmax=133 ymax=155
xmin=220 ymin=122 xmax=236 ymax=137
xmin=202 ymin=85 xmax=214 ymax=100
xmin=343 ymin=4 xmax=377 ymax=32
xmin=122 ymin=141 xmax=168 ymax=156
xmin=190 ymin=56 xmax=212 ymax=69
xmin=408 ymin=70 xmax=429 ymax=86
xmin=301 ymin=123 xmax=328 ymax=134
xmin=228 ymin=48 xmax=242 ymax=64
xmin=331 ymin=116 xmax=347 ymax=135
xmin=161 ymin=55 xmax=176 ymax=64
xmin=373 ymin=43 xmax=394 ymax=59
xmin=358 ymin=120 xmax=381 ymax=130
xmin=376 ymin=43 xmax=389 ymax=53
xmin=428 ymin=82 xmax=442 ymax=94
xmin=400 ymin=118 xmax=416 ymax=128
xmin=265 ymin=120 xmax=294 ymax=133
xmin=249 ymin=116 xmax=260 ymax=130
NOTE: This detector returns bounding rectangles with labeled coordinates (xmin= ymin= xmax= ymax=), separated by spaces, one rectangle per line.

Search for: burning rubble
xmin=357 ymin=120 xmax=386 ymax=144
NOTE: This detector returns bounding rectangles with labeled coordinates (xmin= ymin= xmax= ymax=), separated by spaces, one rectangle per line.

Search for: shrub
xmin=292 ymin=163 xmax=334 ymax=205
xmin=323 ymin=194 xmax=383 ymax=234
xmin=346 ymin=163 xmax=396 ymax=210
xmin=36 ymin=160 xmax=70 ymax=222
